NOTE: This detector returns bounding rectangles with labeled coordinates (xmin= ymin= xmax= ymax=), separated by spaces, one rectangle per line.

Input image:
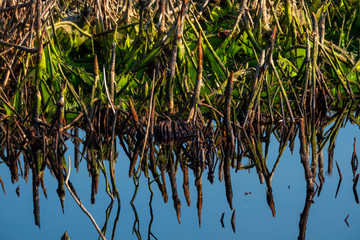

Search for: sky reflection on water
xmin=1 ymin=124 xmax=360 ymax=240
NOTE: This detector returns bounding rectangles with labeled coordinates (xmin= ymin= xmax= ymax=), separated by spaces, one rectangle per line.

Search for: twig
xmin=198 ymin=102 xmax=224 ymax=117
xmin=0 ymin=39 xmax=38 ymax=53
xmin=344 ymin=214 xmax=350 ymax=227
xmin=0 ymin=54 xmax=17 ymax=83
xmin=188 ymin=30 xmax=203 ymax=123
xmin=0 ymin=88 xmax=23 ymax=120
xmin=335 ymin=160 xmax=342 ymax=198
xmin=0 ymin=2 xmax=31 ymax=13
xmin=63 ymin=112 xmax=84 ymax=130
xmin=139 ymin=72 xmax=156 ymax=166
xmin=336 ymin=160 xmax=343 ymax=180
xmin=220 ymin=212 xmax=225 ymax=228
xmin=198 ymin=0 xmax=210 ymax=16
xmin=103 ymin=65 xmax=116 ymax=114
xmin=109 ymin=42 xmax=116 ymax=100
xmin=65 ymin=157 xmax=106 ymax=240
xmin=228 ymin=0 xmax=246 ymax=39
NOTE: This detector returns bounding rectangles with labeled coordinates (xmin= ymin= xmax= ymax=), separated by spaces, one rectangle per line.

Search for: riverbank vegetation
xmin=1 ymin=0 xmax=360 ymax=238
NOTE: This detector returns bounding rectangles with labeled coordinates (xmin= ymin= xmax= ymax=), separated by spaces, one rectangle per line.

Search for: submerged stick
xmin=65 ymin=157 xmax=106 ymax=240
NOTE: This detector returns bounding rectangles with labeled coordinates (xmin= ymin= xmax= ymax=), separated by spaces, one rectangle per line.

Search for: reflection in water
xmin=102 ymin=200 xmax=120 ymax=240
xmin=298 ymin=188 xmax=315 ymax=240
xmin=2 ymin=109 xmax=360 ymax=239
xmin=353 ymin=174 xmax=359 ymax=204
xmin=335 ymin=160 xmax=342 ymax=199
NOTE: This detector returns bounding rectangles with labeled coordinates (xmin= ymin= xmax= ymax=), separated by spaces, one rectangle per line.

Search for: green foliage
xmin=2 ymin=1 xmax=360 ymax=128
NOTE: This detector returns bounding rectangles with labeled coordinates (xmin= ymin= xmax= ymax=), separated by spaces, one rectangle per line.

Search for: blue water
xmin=1 ymin=124 xmax=360 ymax=239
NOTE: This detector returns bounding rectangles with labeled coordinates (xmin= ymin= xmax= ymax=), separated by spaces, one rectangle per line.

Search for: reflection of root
xmin=195 ymin=175 xmax=203 ymax=227
xmin=298 ymin=188 xmax=315 ymax=240
xmin=154 ymin=120 xmax=194 ymax=145
xmin=266 ymin=189 xmax=276 ymax=217
xmin=231 ymin=209 xmax=236 ymax=233
xmin=353 ymin=174 xmax=359 ymax=204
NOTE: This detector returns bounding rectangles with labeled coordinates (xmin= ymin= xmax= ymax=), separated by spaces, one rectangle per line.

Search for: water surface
xmin=1 ymin=124 xmax=360 ymax=240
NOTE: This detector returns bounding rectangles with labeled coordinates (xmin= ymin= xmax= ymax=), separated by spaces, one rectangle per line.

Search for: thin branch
xmin=103 ymin=65 xmax=116 ymax=114
xmin=0 ymin=39 xmax=38 ymax=53
xmin=65 ymin=156 xmax=107 ymax=240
